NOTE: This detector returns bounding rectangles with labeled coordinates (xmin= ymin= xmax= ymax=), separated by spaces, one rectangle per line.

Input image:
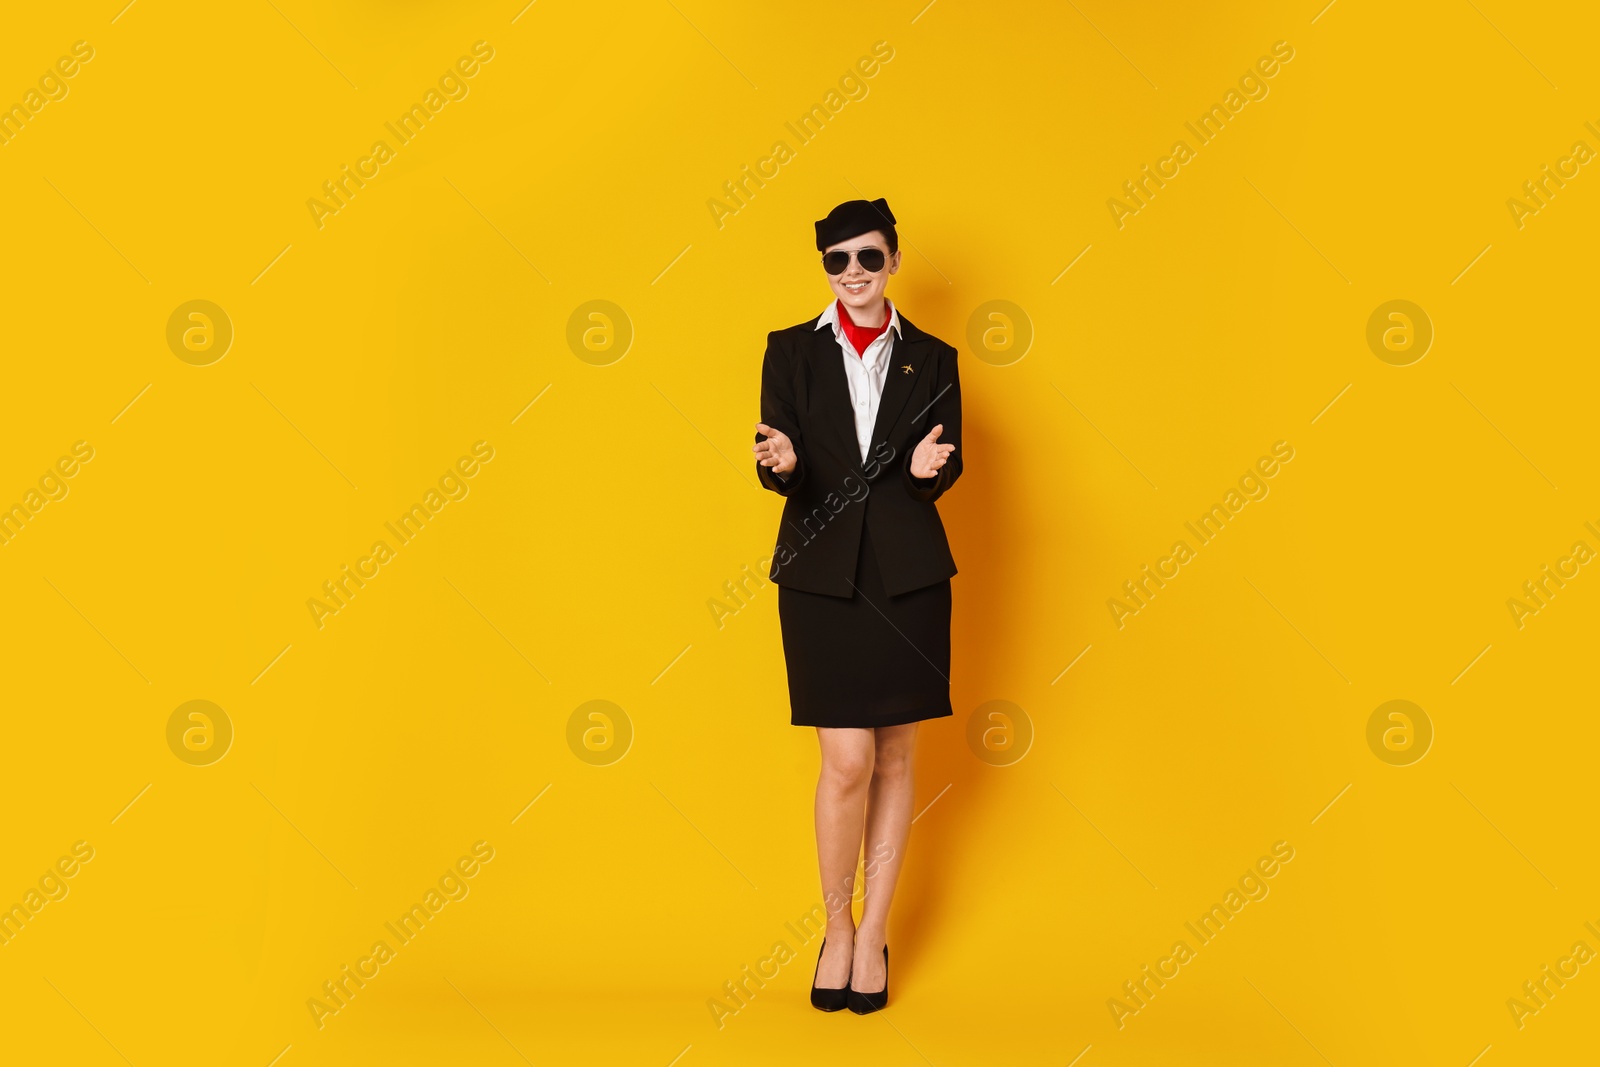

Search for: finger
xmin=927 ymin=424 xmax=943 ymax=442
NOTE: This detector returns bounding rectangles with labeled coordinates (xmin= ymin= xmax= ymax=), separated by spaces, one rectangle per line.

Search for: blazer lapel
xmin=867 ymin=319 xmax=931 ymax=451
xmin=809 ymin=310 xmax=933 ymax=472
xmin=808 ymin=321 xmax=862 ymax=463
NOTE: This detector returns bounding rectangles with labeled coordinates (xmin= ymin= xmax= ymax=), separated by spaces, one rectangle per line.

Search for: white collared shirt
xmin=816 ymin=298 xmax=902 ymax=463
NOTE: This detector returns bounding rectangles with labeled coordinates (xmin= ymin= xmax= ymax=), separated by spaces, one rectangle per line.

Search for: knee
xmin=871 ymin=746 xmax=914 ymax=785
xmin=822 ymin=749 xmax=874 ymax=791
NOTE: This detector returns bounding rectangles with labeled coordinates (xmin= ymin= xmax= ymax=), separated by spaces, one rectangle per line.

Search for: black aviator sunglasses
xmin=821 ymin=246 xmax=889 ymax=275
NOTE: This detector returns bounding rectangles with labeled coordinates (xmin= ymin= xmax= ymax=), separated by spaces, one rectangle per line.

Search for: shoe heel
xmin=847 ymin=945 xmax=888 ymax=1014
xmin=811 ymin=938 xmax=850 ymax=1012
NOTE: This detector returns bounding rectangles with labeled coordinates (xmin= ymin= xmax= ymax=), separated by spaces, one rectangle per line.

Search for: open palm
xmin=910 ymin=424 xmax=954 ymax=479
xmin=754 ymin=423 xmax=796 ymax=475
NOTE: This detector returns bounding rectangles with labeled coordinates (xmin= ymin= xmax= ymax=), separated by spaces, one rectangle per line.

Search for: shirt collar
xmin=816 ymin=298 xmax=902 ymax=339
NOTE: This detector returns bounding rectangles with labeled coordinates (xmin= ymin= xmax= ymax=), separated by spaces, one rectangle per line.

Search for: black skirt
xmin=778 ymin=533 xmax=953 ymax=728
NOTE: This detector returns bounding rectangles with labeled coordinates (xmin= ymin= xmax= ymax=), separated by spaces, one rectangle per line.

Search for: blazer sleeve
xmin=903 ymin=341 xmax=962 ymax=503
xmin=756 ymin=329 xmax=808 ymax=495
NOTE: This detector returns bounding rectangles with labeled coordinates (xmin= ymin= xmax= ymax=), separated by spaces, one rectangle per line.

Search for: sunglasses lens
xmin=822 ymin=252 xmax=851 ymax=275
xmin=858 ymin=248 xmax=886 ymax=272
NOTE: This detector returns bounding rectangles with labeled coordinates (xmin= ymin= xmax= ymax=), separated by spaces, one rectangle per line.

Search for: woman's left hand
xmin=910 ymin=424 xmax=955 ymax=480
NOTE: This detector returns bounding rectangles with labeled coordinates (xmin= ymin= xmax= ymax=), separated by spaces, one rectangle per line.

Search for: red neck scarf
xmin=836 ymin=299 xmax=891 ymax=358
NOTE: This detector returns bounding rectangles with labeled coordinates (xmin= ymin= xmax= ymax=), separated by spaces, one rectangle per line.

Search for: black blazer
xmin=756 ymin=309 xmax=962 ymax=598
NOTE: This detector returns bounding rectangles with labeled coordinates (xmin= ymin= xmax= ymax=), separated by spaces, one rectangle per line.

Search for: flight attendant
xmin=752 ymin=198 xmax=962 ymax=1014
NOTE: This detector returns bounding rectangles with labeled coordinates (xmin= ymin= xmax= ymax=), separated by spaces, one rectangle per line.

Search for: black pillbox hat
xmin=815 ymin=198 xmax=897 ymax=252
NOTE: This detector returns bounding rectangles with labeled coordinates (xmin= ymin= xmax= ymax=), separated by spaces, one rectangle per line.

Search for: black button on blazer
xmin=756 ymin=310 xmax=962 ymax=598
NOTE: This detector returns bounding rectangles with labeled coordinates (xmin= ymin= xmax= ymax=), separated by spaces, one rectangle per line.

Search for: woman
xmin=752 ymin=198 xmax=962 ymax=1014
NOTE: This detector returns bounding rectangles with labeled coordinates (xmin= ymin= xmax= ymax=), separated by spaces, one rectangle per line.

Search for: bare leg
xmin=814 ymin=727 xmax=875 ymax=987
xmin=852 ymin=723 xmax=918 ymax=992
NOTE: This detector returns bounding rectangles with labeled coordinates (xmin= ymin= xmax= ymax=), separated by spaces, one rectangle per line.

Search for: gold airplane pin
xmin=900 ymin=364 xmax=914 ymax=374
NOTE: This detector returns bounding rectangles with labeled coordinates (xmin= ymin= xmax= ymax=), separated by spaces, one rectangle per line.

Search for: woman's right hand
xmin=754 ymin=423 xmax=796 ymax=475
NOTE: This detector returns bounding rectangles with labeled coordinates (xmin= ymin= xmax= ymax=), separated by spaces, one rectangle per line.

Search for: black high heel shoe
xmin=810 ymin=939 xmax=850 ymax=1012
xmin=847 ymin=945 xmax=888 ymax=1014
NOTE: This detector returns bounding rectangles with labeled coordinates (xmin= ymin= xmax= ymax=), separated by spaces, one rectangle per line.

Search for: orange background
xmin=2 ymin=1 xmax=1598 ymax=1064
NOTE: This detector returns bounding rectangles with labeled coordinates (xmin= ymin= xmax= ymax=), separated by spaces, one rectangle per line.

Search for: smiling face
xmin=824 ymin=230 xmax=900 ymax=316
